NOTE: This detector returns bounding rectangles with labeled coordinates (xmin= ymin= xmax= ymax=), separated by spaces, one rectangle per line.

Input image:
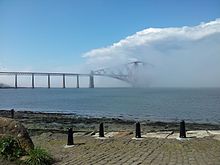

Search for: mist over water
xmin=0 ymin=88 xmax=220 ymax=124
xmin=84 ymin=19 xmax=220 ymax=88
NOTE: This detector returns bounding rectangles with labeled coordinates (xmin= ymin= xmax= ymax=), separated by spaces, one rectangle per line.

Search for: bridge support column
xmin=63 ymin=74 xmax=66 ymax=88
xmin=32 ymin=73 xmax=35 ymax=88
xmin=15 ymin=74 xmax=18 ymax=88
xmin=76 ymin=75 xmax=79 ymax=88
xmin=89 ymin=71 xmax=94 ymax=88
xmin=48 ymin=74 xmax=50 ymax=88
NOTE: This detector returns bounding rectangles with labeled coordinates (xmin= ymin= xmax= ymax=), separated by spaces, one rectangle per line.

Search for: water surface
xmin=0 ymin=88 xmax=220 ymax=123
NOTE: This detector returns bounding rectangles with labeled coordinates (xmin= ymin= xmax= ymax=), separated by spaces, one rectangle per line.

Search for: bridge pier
xmin=15 ymin=74 xmax=18 ymax=88
xmin=76 ymin=75 xmax=79 ymax=88
xmin=48 ymin=74 xmax=50 ymax=88
xmin=89 ymin=71 xmax=94 ymax=88
xmin=63 ymin=74 xmax=66 ymax=88
xmin=32 ymin=73 xmax=35 ymax=88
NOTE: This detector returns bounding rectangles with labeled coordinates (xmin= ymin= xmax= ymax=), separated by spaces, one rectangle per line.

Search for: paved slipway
xmin=32 ymin=131 xmax=220 ymax=165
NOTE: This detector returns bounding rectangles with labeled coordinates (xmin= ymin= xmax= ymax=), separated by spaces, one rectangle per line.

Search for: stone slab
xmin=142 ymin=131 xmax=174 ymax=139
xmin=207 ymin=130 xmax=220 ymax=135
xmin=167 ymin=130 xmax=210 ymax=139
xmin=92 ymin=132 xmax=118 ymax=139
xmin=186 ymin=130 xmax=210 ymax=138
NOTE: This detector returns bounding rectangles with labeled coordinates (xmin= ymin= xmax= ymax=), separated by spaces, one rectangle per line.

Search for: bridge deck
xmin=0 ymin=71 xmax=89 ymax=76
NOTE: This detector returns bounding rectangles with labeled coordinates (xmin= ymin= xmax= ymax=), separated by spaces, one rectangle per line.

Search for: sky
xmin=0 ymin=0 xmax=220 ymax=87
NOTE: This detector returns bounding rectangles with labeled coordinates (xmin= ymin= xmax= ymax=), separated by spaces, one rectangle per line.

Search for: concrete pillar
xmin=48 ymin=74 xmax=50 ymax=88
xmin=15 ymin=74 xmax=18 ymax=88
xmin=63 ymin=74 xmax=66 ymax=88
xmin=89 ymin=71 xmax=94 ymax=88
xmin=32 ymin=73 xmax=35 ymax=88
xmin=76 ymin=75 xmax=79 ymax=88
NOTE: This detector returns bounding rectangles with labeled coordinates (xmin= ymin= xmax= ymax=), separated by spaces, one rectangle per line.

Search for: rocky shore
xmin=1 ymin=109 xmax=220 ymax=136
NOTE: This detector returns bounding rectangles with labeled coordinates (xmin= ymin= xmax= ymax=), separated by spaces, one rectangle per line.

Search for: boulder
xmin=0 ymin=117 xmax=34 ymax=152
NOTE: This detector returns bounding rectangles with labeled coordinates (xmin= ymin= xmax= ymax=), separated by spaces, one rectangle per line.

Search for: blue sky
xmin=0 ymin=0 xmax=220 ymax=74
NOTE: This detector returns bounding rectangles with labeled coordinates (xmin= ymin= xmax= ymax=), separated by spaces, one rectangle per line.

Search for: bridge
xmin=0 ymin=61 xmax=146 ymax=88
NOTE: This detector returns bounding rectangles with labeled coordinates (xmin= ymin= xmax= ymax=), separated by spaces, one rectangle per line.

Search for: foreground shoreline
xmin=1 ymin=109 xmax=220 ymax=135
xmin=1 ymin=109 xmax=220 ymax=165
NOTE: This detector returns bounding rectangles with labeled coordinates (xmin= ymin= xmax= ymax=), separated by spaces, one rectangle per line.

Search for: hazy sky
xmin=0 ymin=0 xmax=220 ymax=87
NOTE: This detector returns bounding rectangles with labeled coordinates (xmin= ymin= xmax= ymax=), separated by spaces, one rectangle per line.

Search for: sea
xmin=0 ymin=88 xmax=220 ymax=124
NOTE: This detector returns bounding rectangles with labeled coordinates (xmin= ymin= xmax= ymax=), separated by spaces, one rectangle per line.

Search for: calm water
xmin=0 ymin=88 xmax=220 ymax=123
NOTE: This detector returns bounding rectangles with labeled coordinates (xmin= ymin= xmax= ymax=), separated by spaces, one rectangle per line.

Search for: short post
xmin=179 ymin=120 xmax=186 ymax=138
xmin=67 ymin=128 xmax=74 ymax=145
xmin=11 ymin=109 xmax=15 ymax=119
xmin=99 ymin=123 xmax=104 ymax=137
xmin=135 ymin=122 xmax=141 ymax=138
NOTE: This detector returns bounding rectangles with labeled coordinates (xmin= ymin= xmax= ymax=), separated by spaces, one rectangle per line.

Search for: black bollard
xmin=67 ymin=128 xmax=74 ymax=145
xmin=179 ymin=120 xmax=186 ymax=138
xmin=99 ymin=123 xmax=104 ymax=137
xmin=135 ymin=122 xmax=141 ymax=138
xmin=11 ymin=109 xmax=14 ymax=119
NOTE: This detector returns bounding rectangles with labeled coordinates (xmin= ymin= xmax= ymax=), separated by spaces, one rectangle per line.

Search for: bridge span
xmin=0 ymin=71 xmax=94 ymax=88
xmin=0 ymin=61 xmax=146 ymax=88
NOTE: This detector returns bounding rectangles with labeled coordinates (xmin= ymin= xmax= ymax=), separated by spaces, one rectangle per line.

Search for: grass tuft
xmin=24 ymin=147 xmax=53 ymax=165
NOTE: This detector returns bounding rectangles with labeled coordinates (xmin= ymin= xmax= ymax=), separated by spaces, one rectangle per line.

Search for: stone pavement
xmin=32 ymin=130 xmax=220 ymax=165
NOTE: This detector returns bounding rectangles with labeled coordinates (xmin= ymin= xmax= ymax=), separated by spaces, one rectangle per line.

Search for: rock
xmin=19 ymin=155 xmax=29 ymax=161
xmin=0 ymin=117 xmax=34 ymax=152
